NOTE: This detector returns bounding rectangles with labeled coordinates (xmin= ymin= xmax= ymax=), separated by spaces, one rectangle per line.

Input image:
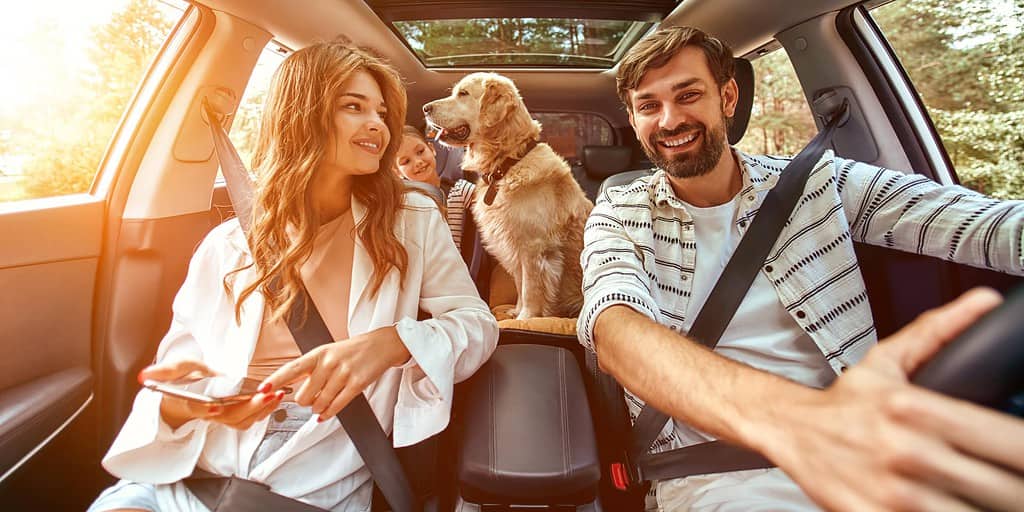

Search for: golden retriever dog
xmin=423 ymin=72 xmax=593 ymax=319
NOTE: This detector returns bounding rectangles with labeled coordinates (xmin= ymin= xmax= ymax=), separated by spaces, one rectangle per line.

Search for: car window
xmin=533 ymin=112 xmax=615 ymax=164
xmin=0 ymin=0 xmax=187 ymax=204
xmin=870 ymin=0 xmax=1024 ymax=199
xmin=228 ymin=42 xmax=288 ymax=172
xmin=735 ymin=47 xmax=816 ymax=157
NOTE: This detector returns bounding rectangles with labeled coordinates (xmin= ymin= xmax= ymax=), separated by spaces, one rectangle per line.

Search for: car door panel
xmin=0 ymin=199 xmax=103 ymax=483
xmin=0 ymin=366 xmax=92 ymax=482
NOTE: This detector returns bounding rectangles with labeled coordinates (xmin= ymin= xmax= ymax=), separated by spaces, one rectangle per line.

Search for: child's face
xmin=395 ymin=135 xmax=439 ymax=184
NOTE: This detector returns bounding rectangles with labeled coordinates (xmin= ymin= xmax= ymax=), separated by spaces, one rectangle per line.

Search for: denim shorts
xmin=248 ymin=401 xmax=311 ymax=473
xmin=88 ymin=402 xmax=311 ymax=512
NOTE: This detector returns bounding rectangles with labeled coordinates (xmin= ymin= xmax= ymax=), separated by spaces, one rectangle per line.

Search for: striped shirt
xmin=578 ymin=149 xmax=1024 ymax=454
xmin=445 ymin=178 xmax=476 ymax=250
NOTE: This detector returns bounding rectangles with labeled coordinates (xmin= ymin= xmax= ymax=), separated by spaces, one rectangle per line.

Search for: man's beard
xmin=643 ymin=115 xmax=728 ymax=179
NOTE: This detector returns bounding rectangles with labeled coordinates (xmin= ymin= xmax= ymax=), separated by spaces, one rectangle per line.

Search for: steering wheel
xmin=911 ymin=285 xmax=1024 ymax=409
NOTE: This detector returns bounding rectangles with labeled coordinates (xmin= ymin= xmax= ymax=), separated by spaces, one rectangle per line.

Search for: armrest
xmin=458 ymin=344 xmax=600 ymax=505
xmin=0 ymin=366 xmax=92 ymax=479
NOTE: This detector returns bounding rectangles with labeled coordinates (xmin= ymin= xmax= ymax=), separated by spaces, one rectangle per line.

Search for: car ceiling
xmin=199 ymin=0 xmax=865 ymax=128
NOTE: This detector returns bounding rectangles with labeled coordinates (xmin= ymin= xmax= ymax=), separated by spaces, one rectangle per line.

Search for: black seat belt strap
xmin=285 ymin=283 xmax=419 ymax=512
xmin=200 ymin=99 xmax=420 ymax=512
xmin=625 ymin=101 xmax=848 ymax=480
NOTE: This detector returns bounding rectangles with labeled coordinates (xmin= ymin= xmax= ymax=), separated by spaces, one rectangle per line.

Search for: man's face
xmin=627 ymin=46 xmax=737 ymax=179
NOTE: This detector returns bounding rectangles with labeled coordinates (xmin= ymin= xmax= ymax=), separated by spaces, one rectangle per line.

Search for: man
xmin=579 ymin=26 xmax=1024 ymax=511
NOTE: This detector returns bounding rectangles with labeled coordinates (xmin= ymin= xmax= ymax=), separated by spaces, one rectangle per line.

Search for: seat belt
xmin=187 ymin=98 xmax=420 ymax=512
xmin=610 ymin=100 xmax=849 ymax=490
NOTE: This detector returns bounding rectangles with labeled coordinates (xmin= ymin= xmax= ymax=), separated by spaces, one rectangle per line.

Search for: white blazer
xmin=101 ymin=193 xmax=499 ymax=511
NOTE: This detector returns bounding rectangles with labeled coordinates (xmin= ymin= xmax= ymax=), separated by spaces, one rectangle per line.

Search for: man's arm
xmin=594 ymin=304 xmax=817 ymax=448
xmin=836 ymin=156 xmax=1024 ymax=275
xmin=597 ymin=290 xmax=1024 ymax=512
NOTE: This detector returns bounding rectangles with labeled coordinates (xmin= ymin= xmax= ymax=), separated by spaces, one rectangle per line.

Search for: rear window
xmin=533 ymin=112 xmax=615 ymax=163
xmin=391 ymin=18 xmax=654 ymax=68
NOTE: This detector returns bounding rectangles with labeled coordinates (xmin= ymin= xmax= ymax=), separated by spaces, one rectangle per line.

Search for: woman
xmin=394 ymin=125 xmax=476 ymax=250
xmin=89 ymin=41 xmax=498 ymax=512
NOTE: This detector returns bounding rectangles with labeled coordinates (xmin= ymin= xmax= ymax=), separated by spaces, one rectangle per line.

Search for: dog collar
xmin=478 ymin=139 xmax=540 ymax=206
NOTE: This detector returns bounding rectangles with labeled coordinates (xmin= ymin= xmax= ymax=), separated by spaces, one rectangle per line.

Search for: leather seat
xmin=458 ymin=344 xmax=601 ymax=506
xmin=572 ymin=145 xmax=634 ymax=201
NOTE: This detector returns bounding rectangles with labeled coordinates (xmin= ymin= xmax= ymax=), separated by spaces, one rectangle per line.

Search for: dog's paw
xmin=515 ymin=309 xmax=536 ymax=320
xmin=490 ymin=304 xmax=518 ymax=321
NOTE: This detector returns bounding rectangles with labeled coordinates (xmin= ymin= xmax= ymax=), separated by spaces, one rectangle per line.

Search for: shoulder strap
xmin=203 ymin=100 xmax=420 ymax=512
xmin=629 ymin=101 xmax=848 ymax=460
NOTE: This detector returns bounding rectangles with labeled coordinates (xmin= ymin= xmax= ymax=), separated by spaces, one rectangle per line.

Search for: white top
xmin=673 ymin=194 xmax=834 ymax=446
xmin=101 ymin=193 xmax=499 ymax=511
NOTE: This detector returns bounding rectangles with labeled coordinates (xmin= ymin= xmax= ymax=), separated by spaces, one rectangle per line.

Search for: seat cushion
xmin=458 ymin=344 xmax=600 ymax=505
xmin=493 ymin=310 xmax=577 ymax=336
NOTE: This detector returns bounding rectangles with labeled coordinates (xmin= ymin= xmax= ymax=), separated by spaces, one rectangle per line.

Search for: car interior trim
xmin=91 ymin=6 xmax=202 ymax=197
xmin=0 ymin=366 xmax=93 ymax=484
xmin=0 ymin=396 xmax=92 ymax=485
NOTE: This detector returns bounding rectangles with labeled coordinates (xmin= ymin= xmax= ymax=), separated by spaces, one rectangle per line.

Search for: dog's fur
xmin=424 ymin=73 xmax=593 ymax=319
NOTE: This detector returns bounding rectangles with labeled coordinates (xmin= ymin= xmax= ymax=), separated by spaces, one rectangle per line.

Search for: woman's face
xmin=395 ymin=135 xmax=439 ymax=186
xmin=320 ymin=69 xmax=390 ymax=179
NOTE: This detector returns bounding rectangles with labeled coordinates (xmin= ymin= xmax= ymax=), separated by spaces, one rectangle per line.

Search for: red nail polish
xmin=258 ymin=382 xmax=272 ymax=394
xmin=317 ymin=416 xmax=325 ymax=423
xmin=276 ymin=390 xmax=285 ymax=399
xmin=137 ymin=370 xmax=146 ymax=385
xmin=262 ymin=394 xmax=275 ymax=404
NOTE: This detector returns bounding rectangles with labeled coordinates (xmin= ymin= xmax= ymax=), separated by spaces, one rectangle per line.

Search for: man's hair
xmin=616 ymin=26 xmax=736 ymax=112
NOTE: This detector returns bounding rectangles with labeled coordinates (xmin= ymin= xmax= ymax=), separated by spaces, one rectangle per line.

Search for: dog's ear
xmin=480 ymin=80 xmax=516 ymax=128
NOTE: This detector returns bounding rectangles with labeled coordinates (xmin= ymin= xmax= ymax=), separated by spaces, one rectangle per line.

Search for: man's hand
xmin=767 ymin=288 xmax=1024 ymax=511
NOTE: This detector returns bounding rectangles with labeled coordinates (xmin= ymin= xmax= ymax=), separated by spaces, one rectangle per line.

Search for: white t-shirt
xmin=673 ymin=193 xmax=836 ymax=446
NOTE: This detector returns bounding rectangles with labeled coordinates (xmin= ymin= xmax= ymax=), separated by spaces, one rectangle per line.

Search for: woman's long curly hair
xmin=227 ymin=41 xmax=408 ymax=324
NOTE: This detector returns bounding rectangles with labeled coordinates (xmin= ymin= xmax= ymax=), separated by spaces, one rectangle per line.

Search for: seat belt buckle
xmin=610 ymin=459 xmax=641 ymax=491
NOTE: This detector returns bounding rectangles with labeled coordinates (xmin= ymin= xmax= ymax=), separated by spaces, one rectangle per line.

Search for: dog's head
xmin=422 ymin=72 xmax=540 ymax=148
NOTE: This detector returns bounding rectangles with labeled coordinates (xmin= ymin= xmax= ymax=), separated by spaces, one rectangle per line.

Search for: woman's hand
xmin=259 ymin=326 xmax=412 ymax=422
xmin=140 ymin=360 xmax=285 ymax=430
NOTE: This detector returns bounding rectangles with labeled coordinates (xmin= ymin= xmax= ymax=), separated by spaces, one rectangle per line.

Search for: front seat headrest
xmin=582 ymin=145 xmax=632 ymax=179
xmin=728 ymin=57 xmax=754 ymax=145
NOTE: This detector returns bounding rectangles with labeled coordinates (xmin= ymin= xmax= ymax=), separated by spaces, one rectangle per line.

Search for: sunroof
xmin=392 ymin=18 xmax=655 ymax=68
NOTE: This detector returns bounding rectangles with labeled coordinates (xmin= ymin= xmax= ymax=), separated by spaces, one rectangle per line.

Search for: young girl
xmin=394 ymin=125 xmax=476 ymax=250
xmin=88 ymin=42 xmax=497 ymax=512
xmin=394 ymin=125 xmax=444 ymax=190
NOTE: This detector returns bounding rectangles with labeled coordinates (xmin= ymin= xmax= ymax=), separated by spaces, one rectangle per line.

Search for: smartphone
xmin=143 ymin=376 xmax=291 ymax=405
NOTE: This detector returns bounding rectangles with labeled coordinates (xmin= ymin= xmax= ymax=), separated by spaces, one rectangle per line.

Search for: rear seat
xmin=572 ymin=145 xmax=633 ymax=201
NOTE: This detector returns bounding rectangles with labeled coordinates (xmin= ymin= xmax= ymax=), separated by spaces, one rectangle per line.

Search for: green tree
xmin=737 ymin=51 xmax=817 ymax=157
xmin=397 ymin=18 xmax=628 ymax=66
xmin=873 ymin=0 xmax=1024 ymax=198
xmin=21 ymin=0 xmax=174 ymax=198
